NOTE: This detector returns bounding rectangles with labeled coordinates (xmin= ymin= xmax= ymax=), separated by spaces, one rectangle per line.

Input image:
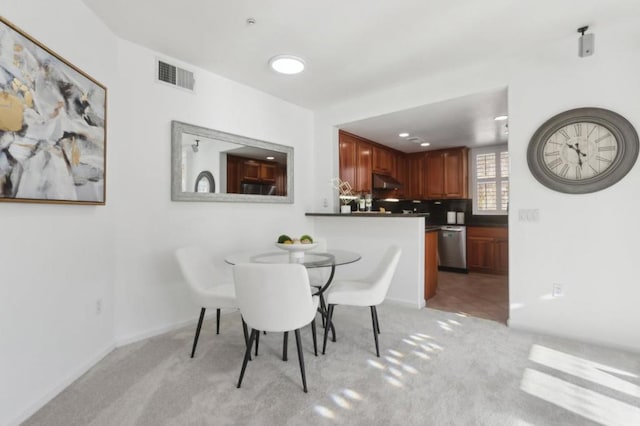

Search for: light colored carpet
xmin=25 ymin=305 xmax=640 ymax=425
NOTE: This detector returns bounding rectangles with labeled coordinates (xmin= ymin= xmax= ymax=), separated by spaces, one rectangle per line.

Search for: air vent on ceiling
xmin=157 ymin=59 xmax=195 ymax=91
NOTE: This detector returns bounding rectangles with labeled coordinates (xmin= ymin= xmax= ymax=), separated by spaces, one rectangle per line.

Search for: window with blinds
xmin=471 ymin=145 xmax=509 ymax=215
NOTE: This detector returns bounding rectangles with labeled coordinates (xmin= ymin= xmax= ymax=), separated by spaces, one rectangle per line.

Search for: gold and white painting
xmin=0 ymin=17 xmax=106 ymax=205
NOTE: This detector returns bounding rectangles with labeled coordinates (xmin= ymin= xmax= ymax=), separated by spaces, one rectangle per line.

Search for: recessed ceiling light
xmin=399 ymin=132 xmax=410 ymax=138
xmin=420 ymin=142 xmax=431 ymax=147
xmin=266 ymin=156 xmax=275 ymax=160
xmin=269 ymin=55 xmax=305 ymax=75
xmin=494 ymin=115 xmax=508 ymax=121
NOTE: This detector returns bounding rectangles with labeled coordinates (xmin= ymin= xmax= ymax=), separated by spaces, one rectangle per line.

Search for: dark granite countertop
xmin=306 ymin=212 xmax=430 ymax=218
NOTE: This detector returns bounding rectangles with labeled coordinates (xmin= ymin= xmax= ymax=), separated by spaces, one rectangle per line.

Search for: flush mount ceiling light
xmin=399 ymin=132 xmax=410 ymax=138
xmin=269 ymin=55 xmax=305 ymax=75
xmin=494 ymin=115 xmax=508 ymax=121
xmin=420 ymin=142 xmax=431 ymax=147
xmin=266 ymin=156 xmax=275 ymax=160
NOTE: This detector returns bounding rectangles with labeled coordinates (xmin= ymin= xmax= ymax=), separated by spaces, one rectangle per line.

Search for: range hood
xmin=373 ymin=173 xmax=403 ymax=190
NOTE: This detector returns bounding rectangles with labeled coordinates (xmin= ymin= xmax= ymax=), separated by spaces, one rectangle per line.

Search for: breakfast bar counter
xmin=307 ymin=212 xmax=429 ymax=308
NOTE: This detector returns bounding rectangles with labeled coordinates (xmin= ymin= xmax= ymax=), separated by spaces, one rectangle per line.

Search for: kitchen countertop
xmin=306 ymin=212 xmax=430 ymax=218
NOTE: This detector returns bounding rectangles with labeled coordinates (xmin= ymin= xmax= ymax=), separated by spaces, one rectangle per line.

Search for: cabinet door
xmin=495 ymin=238 xmax=509 ymax=275
xmin=467 ymin=236 xmax=496 ymax=273
xmin=407 ymin=153 xmax=425 ymax=199
xmin=424 ymin=231 xmax=439 ymax=300
xmin=356 ymin=141 xmax=372 ymax=193
xmin=243 ymin=161 xmax=261 ymax=181
xmin=425 ymin=152 xmax=444 ymax=198
xmin=443 ymin=148 xmax=468 ymax=198
xmin=260 ymin=163 xmax=276 ymax=182
xmin=373 ymin=146 xmax=394 ymax=175
xmin=339 ymin=135 xmax=357 ymax=190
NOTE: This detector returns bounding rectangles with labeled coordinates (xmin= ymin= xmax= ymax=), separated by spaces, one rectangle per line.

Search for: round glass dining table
xmin=224 ymin=249 xmax=361 ymax=294
xmin=225 ymin=249 xmax=360 ymax=344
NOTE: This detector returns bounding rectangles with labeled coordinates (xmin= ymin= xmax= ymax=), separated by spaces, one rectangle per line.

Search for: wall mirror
xmin=171 ymin=121 xmax=294 ymax=203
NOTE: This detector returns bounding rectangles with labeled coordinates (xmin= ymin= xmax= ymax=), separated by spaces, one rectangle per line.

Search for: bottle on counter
xmin=358 ymin=194 xmax=366 ymax=211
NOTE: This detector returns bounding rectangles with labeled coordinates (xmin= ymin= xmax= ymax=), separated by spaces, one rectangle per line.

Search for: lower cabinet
xmin=467 ymin=226 xmax=508 ymax=275
xmin=424 ymin=230 xmax=439 ymax=301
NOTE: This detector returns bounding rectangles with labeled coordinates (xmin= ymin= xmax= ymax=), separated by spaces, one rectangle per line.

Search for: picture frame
xmin=0 ymin=16 xmax=107 ymax=205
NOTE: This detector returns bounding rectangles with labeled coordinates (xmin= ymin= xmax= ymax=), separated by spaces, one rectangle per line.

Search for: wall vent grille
xmin=157 ymin=60 xmax=195 ymax=91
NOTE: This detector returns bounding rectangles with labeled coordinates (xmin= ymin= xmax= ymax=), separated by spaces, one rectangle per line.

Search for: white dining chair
xmin=233 ymin=263 xmax=319 ymax=393
xmin=322 ymin=245 xmax=402 ymax=357
xmin=175 ymin=246 xmax=248 ymax=358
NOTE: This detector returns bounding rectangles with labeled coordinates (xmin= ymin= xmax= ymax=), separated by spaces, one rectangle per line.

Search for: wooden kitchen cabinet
xmin=467 ymin=226 xmax=508 ymax=275
xmin=425 ymin=147 xmax=468 ymax=199
xmin=243 ymin=160 xmax=276 ymax=182
xmin=425 ymin=230 xmax=439 ymax=301
xmin=372 ymin=146 xmax=395 ymax=176
xmin=339 ymin=131 xmax=372 ymax=193
xmin=405 ymin=153 xmax=425 ymax=199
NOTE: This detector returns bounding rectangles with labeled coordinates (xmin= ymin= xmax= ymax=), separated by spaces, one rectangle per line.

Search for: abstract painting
xmin=0 ymin=17 xmax=106 ymax=205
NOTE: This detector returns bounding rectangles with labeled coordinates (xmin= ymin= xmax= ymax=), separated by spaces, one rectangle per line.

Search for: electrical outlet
xmin=552 ymin=283 xmax=563 ymax=298
xmin=96 ymin=298 xmax=103 ymax=315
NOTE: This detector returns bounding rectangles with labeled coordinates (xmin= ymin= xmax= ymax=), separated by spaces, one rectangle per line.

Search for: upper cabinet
xmin=339 ymin=131 xmax=468 ymax=200
xmin=339 ymin=131 xmax=372 ymax=193
xmin=425 ymin=147 xmax=468 ymax=199
xmin=372 ymin=146 xmax=395 ymax=176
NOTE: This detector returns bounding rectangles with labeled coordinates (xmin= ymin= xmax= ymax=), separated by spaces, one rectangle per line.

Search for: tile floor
xmin=426 ymin=271 xmax=509 ymax=324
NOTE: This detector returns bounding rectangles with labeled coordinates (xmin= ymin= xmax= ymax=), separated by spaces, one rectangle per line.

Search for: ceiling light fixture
xmin=269 ymin=55 xmax=305 ymax=75
xmin=494 ymin=115 xmax=508 ymax=121
xmin=420 ymin=142 xmax=431 ymax=147
xmin=266 ymin=156 xmax=275 ymax=160
xmin=399 ymin=132 xmax=410 ymax=138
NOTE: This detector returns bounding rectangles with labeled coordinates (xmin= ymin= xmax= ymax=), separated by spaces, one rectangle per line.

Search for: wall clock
xmin=527 ymin=107 xmax=639 ymax=193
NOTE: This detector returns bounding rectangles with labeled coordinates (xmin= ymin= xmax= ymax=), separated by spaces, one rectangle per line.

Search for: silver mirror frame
xmin=171 ymin=121 xmax=294 ymax=203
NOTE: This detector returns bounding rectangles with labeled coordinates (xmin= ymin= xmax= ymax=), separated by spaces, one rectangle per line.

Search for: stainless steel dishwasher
xmin=437 ymin=226 xmax=467 ymax=272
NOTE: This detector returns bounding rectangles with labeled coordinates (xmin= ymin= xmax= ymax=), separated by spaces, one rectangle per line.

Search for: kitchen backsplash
xmin=371 ymin=199 xmax=508 ymax=226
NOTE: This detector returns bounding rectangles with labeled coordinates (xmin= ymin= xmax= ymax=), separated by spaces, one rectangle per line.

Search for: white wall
xmin=0 ymin=1 xmax=315 ymax=424
xmin=110 ymin=39 xmax=315 ymax=344
xmin=313 ymin=20 xmax=640 ymax=353
xmin=0 ymin=1 xmax=118 ymax=424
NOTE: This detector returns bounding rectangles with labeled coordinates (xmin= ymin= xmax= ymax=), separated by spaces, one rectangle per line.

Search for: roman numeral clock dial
xmin=528 ymin=108 xmax=639 ymax=194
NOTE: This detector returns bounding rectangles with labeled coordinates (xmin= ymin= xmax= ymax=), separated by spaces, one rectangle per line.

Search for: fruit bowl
xmin=275 ymin=242 xmax=318 ymax=261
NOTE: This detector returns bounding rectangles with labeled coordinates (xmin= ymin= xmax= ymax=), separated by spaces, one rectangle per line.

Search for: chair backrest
xmin=365 ymin=245 xmax=402 ymax=305
xmin=233 ymin=263 xmax=316 ymax=332
xmin=175 ymin=246 xmax=222 ymax=303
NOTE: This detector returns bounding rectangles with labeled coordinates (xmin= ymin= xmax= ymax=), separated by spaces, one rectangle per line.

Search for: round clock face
xmin=528 ymin=108 xmax=639 ymax=194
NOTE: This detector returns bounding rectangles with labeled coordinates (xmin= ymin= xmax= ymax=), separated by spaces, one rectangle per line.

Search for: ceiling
xmin=83 ymin=0 xmax=639 ymax=150
xmin=340 ymin=88 xmax=508 ymax=153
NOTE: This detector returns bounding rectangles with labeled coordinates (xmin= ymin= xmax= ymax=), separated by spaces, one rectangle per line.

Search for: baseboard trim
xmin=9 ymin=342 xmax=115 ymax=426
xmin=508 ymin=320 xmax=640 ymax=355
xmin=383 ymin=297 xmax=425 ymax=309
xmin=115 ymin=308 xmax=238 ymax=347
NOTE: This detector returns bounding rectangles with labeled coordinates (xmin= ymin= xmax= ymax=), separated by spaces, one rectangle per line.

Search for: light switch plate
xmin=518 ymin=209 xmax=540 ymax=222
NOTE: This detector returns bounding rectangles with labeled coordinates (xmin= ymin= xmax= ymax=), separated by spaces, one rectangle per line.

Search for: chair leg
xmin=370 ymin=306 xmax=380 ymax=357
xmin=311 ymin=319 xmax=318 ymax=356
xmin=373 ymin=305 xmax=380 ymax=334
xmin=241 ymin=317 xmax=251 ymax=361
xmin=294 ymin=328 xmax=308 ymax=393
xmin=190 ymin=308 xmax=206 ymax=358
xmin=216 ymin=308 xmax=221 ymax=335
xmin=237 ymin=329 xmax=258 ymax=389
xmin=319 ymin=294 xmax=327 ymax=328
xmin=255 ymin=329 xmax=260 ymax=356
xmin=322 ymin=304 xmax=335 ymax=355
xmin=283 ymin=331 xmax=289 ymax=361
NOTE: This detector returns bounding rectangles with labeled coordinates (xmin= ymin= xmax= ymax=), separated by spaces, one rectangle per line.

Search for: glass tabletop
xmin=225 ymin=249 xmax=361 ymax=269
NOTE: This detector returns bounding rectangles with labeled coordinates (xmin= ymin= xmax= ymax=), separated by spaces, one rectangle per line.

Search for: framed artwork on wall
xmin=0 ymin=17 xmax=107 ymax=205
